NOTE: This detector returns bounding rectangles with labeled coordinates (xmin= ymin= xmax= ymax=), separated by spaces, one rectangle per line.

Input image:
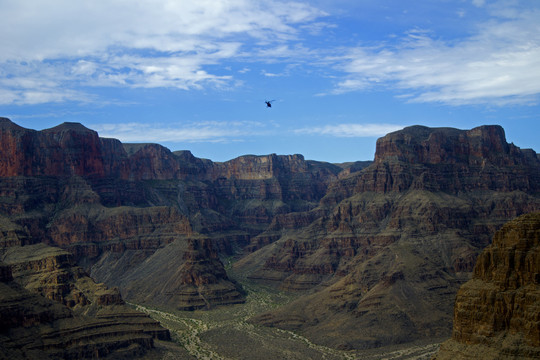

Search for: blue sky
xmin=1 ymin=0 xmax=539 ymax=163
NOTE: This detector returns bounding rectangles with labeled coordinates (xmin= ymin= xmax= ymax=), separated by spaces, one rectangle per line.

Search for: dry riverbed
xmin=131 ymin=280 xmax=442 ymax=360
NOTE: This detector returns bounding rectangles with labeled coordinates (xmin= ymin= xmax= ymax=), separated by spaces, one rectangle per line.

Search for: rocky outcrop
xmin=203 ymin=154 xmax=340 ymax=236
xmin=365 ymin=125 xmax=539 ymax=193
xmin=318 ymin=126 xmax=539 ymax=205
xmin=91 ymin=235 xmax=245 ymax=311
xmin=3 ymin=243 xmax=120 ymax=309
xmin=0 ymin=282 xmax=156 ymax=360
xmin=434 ymin=212 xmax=540 ymax=359
xmin=2 ymin=243 xmax=170 ymax=336
xmin=125 ymin=144 xmax=182 ymax=180
xmin=0 ymin=119 xmax=106 ymax=178
xmin=169 ymin=236 xmax=245 ymax=310
xmin=0 ymin=243 xmax=170 ymax=359
xmin=211 ymin=153 xmax=338 ymax=184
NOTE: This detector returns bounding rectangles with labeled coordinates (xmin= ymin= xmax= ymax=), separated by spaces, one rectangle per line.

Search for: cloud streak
xmin=295 ymin=123 xmax=404 ymax=137
xmin=331 ymin=4 xmax=540 ymax=105
xmin=93 ymin=120 xmax=272 ymax=143
xmin=93 ymin=120 xmax=403 ymax=145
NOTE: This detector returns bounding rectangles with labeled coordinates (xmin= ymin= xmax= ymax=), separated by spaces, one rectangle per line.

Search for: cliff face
xmin=0 ymin=119 xmax=108 ymax=178
xmin=0 ymin=117 xmax=339 ymax=186
xmin=0 ymin=243 xmax=170 ymax=359
xmin=48 ymin=203 xmax=193 ymax=258
xmin=329 ymin=125 xmax=539 ymax=197
xmin=435 ymin=212 xmax=540 ymax=359
xmin=0 ymin=116 xmax=338 ymax=232
xmin=125 ymin=144 xmax=182 ymax=180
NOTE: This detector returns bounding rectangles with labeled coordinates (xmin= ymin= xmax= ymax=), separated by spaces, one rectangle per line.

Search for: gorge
xmin=1 ymin=117 xmax=539 ymax=359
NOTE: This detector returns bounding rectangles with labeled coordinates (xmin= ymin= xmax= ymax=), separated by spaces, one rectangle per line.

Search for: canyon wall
xmin=243 ymin=125 xmax=540 ymax=349
xmin=0 ymin=243 xmax=169 ymax=359
xmin=435 ymin=212 xmax=540 ymax=359
xmin=0 ymin=117 xmax=339 ymax=313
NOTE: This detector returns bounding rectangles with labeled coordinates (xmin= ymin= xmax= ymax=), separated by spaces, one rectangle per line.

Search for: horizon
xmin=1 ymin=0 xmax=539 ymax=163
xmin=2 ymin=116 xmax=534 ymax=164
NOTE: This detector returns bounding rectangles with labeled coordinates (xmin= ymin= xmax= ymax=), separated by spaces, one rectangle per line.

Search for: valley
xmin=131 ymin=275 xmax=442 ymax=360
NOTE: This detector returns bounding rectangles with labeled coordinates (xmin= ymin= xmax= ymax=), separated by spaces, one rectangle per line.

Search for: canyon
xmin=1 ymin=116 xmax=539 ymax=358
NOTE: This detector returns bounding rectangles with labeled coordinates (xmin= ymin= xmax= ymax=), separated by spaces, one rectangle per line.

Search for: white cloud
xmin=332 ymin=4 xmax=540 ymax=105
xmin=93 ymin=120 xmax=271 ymax=143
xmin=96 ymin=120 xmax=403 ymax=144
xmin=472 ymin=0 xmax=485 ymax=7
xmin=3 ymin=0 xmax=539 ymax=108
xmin=0 ymin=0 xmax=326 ymax=105
xmin=0 ymin=61 xmax=95 ymax=105
xmin=92 ymin=53 xmax=235 ymax=89
xmin=261 ymin=71 xmax=283 ymax=77
xmin=6 ymin=90 xmax=90 ymax=106
xmin=295 ymin=123 xmax=404 ymax=137
xmin=0 ymin=1 xmax=323 ymax=61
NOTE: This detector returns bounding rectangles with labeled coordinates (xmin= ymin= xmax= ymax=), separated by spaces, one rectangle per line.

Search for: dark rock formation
xmin=434 ymin=212 xmax=540 ymax=359
xmin=324 ymin=125 xmax=540 ymax=200
xmin=91 ymin=235 xmax=245 ymax=311
xmin=0 ymin=119 xmax=106 ymax=178
xmin=0 ymin=243 xmax=170 ymax=359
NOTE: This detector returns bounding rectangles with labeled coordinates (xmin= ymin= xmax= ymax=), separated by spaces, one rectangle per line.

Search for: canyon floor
xmin=133 ymin=270 xmax=444 ymax=360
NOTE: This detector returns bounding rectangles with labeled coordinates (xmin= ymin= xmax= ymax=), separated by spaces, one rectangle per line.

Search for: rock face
xmin=324 ymin=125 xmax=539 ymax=199
xmin=2 ymin=243 xmax=133 ymax=310
xmin=1 ymin=118 xmax=540 ymax=353
xmin=91 ymin=235 xmax=245 ymax=311
xmin=0 ymin=119 xmax=108 ymax=178
xmin=434 ymin=212 xmax=540 ymax=359
xmin=0 ymin=243 xmax=170 ymax=359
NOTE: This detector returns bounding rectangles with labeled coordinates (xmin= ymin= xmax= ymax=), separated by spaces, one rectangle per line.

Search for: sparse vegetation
xmin=131 ymin=277 xmax=442 ymax=360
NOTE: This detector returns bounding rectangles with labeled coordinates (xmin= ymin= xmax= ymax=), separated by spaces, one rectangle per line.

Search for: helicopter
xmin=265 ymin=100 xmax=275 ymax=108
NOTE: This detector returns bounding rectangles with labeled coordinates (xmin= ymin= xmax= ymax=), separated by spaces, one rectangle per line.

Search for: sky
xmin=1 ymin=0 xmax=539 ymax=163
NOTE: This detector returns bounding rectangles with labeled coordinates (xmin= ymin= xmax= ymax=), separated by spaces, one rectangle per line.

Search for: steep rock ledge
xmin=435 ymin=212 xmax=540 ymax=359
xmin=0 ymin=243 xmax=170 ymax=359
xmin=92 ymin=236 xmax=245 ymax=311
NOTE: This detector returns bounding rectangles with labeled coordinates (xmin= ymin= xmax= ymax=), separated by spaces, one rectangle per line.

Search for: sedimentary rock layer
xmin=244 ymin=125 xmax=540 ymax=349
xmin=0 ymin=243 xmax=170 ymax=359
xmin=434 ymin=212 xmax=540 ymax=359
